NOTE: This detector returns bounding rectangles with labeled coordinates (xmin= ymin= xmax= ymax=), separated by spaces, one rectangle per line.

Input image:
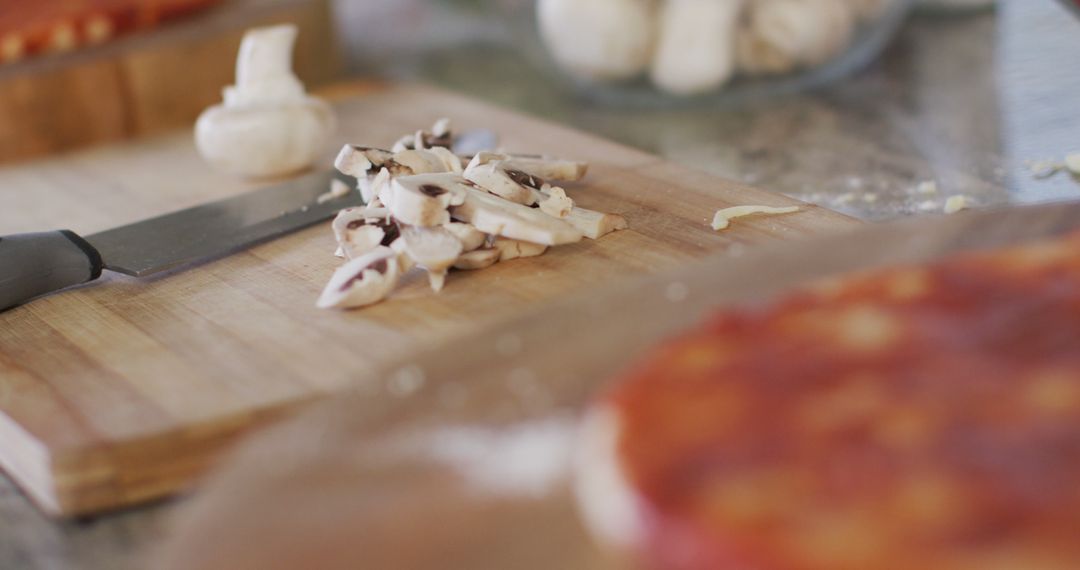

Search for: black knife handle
xmin=0 ymin=231 xmax=104 ymax=312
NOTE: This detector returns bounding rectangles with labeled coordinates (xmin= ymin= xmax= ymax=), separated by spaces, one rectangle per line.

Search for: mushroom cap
xmin=195 ymin=98 xmax=335 ymax=179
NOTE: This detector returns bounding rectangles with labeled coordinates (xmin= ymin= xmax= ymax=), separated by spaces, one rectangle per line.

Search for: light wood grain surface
xmin=0 ymin=83 xmax=858 ymax=517
xmin=157 ymin=200 xmax=1080 ymax=570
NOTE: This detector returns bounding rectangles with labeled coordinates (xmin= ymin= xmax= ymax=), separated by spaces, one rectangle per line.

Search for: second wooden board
xmin=0 ymin=83 xmax=857 ymax=516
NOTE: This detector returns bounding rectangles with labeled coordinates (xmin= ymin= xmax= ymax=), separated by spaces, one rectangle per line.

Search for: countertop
xmin=3 ymin=2 xmax=1080 ymax=568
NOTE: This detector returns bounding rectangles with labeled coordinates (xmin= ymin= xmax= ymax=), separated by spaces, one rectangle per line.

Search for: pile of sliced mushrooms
xmin=538 ymin=0 xmax=891 ymax=96
xmin=317 ymin=119 xmax=628 ymax=310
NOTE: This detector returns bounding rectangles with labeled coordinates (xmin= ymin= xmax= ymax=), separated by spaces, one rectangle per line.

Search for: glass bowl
xmin=516 ymin=0 xmax=915 ymax=107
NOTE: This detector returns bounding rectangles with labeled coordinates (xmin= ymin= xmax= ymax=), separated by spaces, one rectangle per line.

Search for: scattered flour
xmin=370 ymin=416 xmax=580 ymax=498
xmin=425 ymin=417 xmax=578 ymax=497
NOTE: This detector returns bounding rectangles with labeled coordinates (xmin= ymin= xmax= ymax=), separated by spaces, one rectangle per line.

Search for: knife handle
xmin=0 ymin=231 xmax=104 ymax=312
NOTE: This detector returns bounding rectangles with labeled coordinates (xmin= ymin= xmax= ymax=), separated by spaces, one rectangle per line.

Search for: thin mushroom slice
xmin=392 ymin=118 xmax=455 ymax=152
xmin=491 ymin=238 xmax=548 ymax=262
xmin=331 ymin=206 xmax=399 ymax=259
xmin=386 ymin=173 xmax=471 ymax=227
xmin=356 ymin=167 xmax=391 ymax=204
xmin=337 ymin=145 xmax=453 ymax=179
xmin=564 ymin=207 xmax=628 ymax=239
xmin=427 ymin=146 xmax=464 ymax=174
xmin=467 ymin=152 xmax=588 ymax=183
xmin=334 ymin=145 xmax=394 ymax=179
xmin=442 ymin=222 xmax=488 ymax=252
xmin=316 ymin=246 xmax=400 ymax=309
xmin=538 ymin=186 xmax=574 ymax=219
xmin=463 ymin=159 xmax=541 ymax=205
xmin=451 ymin=184 xmax=583 ymax=246
xmin=317 ymin=178 xmax=352 ymax=204
xmin=359 ymin=149 xmax=447 ymax=178
xmin=389 ymin=237 xmax=416 ymax=273
xmin=400 ymin=225 xmax=465 ymax=292
xmin=453 ymin=248 xmax=501 ymax=270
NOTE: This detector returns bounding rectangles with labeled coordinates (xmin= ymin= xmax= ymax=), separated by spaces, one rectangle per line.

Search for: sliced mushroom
xmin=530 ymin=184 xmax=624 ymax=238
xmin=453 ymin=248 xmax=501 ymax=271
xmin=451 ymin=185 xmax=584 ymax=246
xmin=538 ymin=186 xmax=574 ymax=219
xmin=334 ymin=145 xmax=394 ymax=179
xmin=391 ymin=135 xmax=413 ymax=153
xmin=356 ymin=167 xmax=392 ymax=204
xmin=491 ymin=238 xmax=548 ymax=262
xmin=391 ymin=118 xmax=454 ymax=152
xmin=317 ymin=178 xmax=353 ymax=204
xmin=331 ymin=206 xmax=399 ymax=259
xmin=463 ymin=159 xmax=542 ymax=205
xmin=442 ymin=222 xmax=488 ymax=252
xmin=432 ymin=118 xmax=452 ymax=138
xmin=386 ymin=173 xmax=471 ymax=227
xmin=316 ymin=246 xmax=400 ymax=309
xmin=390 ymin=237 xmax=416 ymax=273
xmin=650 ymin=0 xmax=743 ymax=95
xmin=564 ymin=207 xmax=629 ymax=239
xmin=427 ymin=146 xmax=465 ymax=174
xmin=399 ymin=225 xmax=465 ymax=292
xmin=390 ymin=149 xmax=454 ymax=176
xmin=467 ymin=152 xmax=588 ymax=182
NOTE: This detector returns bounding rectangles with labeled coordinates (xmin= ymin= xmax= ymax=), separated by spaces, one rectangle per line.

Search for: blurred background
xmin=1 ymin=0 xmax=1077 ymax=223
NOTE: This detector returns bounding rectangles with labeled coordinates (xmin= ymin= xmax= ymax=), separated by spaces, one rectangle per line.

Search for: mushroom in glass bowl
xmin=522 ymin=0 xmax=915 ymax=106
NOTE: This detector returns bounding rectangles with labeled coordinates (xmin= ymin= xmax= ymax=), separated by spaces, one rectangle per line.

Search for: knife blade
xmin=0 ymin=170 xmax=363 ymax=311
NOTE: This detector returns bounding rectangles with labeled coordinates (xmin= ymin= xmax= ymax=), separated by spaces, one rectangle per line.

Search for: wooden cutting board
xmin=155 ymin=202 xmax=1080 ymax=570
xmin=0 ymin=83 xmax=857 ymax=517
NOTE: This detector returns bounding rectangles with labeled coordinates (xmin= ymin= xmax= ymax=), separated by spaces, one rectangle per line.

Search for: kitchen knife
xmin=0 ymin=170 xmax=363 ymax=312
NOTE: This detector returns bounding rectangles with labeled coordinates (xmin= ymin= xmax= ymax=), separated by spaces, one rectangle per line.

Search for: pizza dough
xmin=578 ymin=231 xmax=1080 ymax=570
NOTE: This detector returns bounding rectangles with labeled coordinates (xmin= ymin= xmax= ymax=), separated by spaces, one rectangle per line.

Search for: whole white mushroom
xmin=195 ymin=24 xmax=336 ymax=179
xmin=537 ymin=0 xmax=658 ymax=82
xmin=747 ymin=0 xmax=855 ymax=68
xmin=650 ymin=0 xmax=745 ymax=95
